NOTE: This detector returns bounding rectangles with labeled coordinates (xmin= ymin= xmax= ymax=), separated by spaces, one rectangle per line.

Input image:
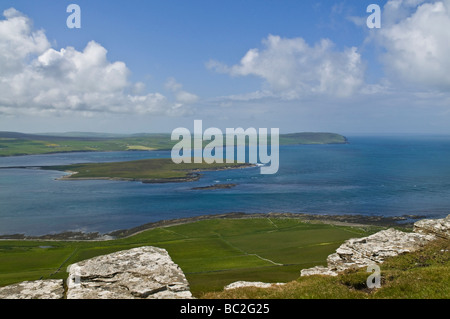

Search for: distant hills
xmin=0 ymin=131 xmax=158 ymax=140
xmin=0 ymin=131 xmax=348 ymax=157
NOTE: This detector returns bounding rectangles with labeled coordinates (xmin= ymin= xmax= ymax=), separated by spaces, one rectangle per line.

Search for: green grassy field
xmin=205 ymin=238 xmax=450 ymax=299
xmin=0 ymin=218 xmax=380 ymax=297
xmin=0 ymin=134 xmax=176 ymax=157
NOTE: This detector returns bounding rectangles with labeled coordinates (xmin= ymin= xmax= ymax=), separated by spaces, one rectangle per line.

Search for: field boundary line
xmin=267 ymin=218 xmax=278 ymax=229
xmin=161 ymin=228 xmax=190 ymax=239
xmin=48 ymin=248 xmax=79 ymax=278
xmin=213 ymin=232 xmax=283 ymax=266
xmin=249 ymin=253 xmax=283 ymax=266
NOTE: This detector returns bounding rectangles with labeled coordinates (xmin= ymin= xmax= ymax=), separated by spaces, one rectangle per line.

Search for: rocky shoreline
xmin=0 ymin=212 xmax=429 ymax=241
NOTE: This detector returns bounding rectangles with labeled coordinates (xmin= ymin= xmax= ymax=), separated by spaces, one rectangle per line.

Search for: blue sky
xmin=1 ymin=0 xmax=450 ymax=134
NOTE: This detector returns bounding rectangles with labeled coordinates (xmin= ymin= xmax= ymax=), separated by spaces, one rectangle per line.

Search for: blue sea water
xmin=1 ymin=135 xmax=450 ymax=236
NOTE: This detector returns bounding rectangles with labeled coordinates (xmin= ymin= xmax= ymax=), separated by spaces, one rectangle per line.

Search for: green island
xmin=43 ymin=158 xmax=252 ymax=183
xmin=0 ymin=215 xmax=447 ymax=298
xmin=0 ymin=131 xmax=347 ymax=157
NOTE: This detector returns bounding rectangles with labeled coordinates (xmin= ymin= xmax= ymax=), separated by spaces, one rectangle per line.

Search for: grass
xmin=0 ymin=218 xmax=380 ymax=297
xmin=0 ymin=135 xmax=176 ymax=157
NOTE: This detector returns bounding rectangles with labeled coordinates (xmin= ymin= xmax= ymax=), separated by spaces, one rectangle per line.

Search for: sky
xmin=0 ymin=0 xmax=450 ymax=134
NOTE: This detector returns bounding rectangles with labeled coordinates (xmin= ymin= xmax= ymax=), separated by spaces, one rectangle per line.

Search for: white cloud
xmin=221 ymin=90 xmax=275 ymax=102
xmin=207 ymin=34 xmax=365 ymax=99
xmin=0 ymin=8 xmax=191 ymax=117
xmin=346 ymin=15 xmax=367 ymax=27
xmin=165 ymin=77 xmax=183 ymax=91
xmin=375 ymin=0 xmax=450 ymax=91
xmin=0 ymin=8 xmax=50 ymax=74
xmin=383 ymin=0 xmax=427 ymax=25
xmin=165 ymin=77 xmax=199 ymax=104
xmin=175 ymin=91 xmax=199 ymax=104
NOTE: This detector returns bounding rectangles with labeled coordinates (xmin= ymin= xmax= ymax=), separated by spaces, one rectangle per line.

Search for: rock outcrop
xmin=66 ymin=246 xmax=193 ymax=299
xmin=414 ymin=214 xmax=450 ymax=239
xmin=224 ymin=281 xmax=285 ymax=290
xmin=0 ymin=246 xmax=193 ymax=299
xmin=0 ymin=280 xmax=64 ymax=299
xmin=300 ymin=266 xmax=340 ymax=277
xmin=301 ymin=215 xmax=449 ymax=277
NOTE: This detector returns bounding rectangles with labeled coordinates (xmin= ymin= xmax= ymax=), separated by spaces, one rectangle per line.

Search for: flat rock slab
xmin=66 ymin=246 xmax=193 ymax=299
xmin=0 ymin=280 xmax=64 ymax=299
xmin=224 ymin=281 xmax=285 ymax=290
xmin=300 ymin=266 xmax=339 ymax=277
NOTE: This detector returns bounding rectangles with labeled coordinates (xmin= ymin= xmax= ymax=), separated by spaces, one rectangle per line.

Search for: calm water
xmin=1 ymin=135 xmax=450 ymax=236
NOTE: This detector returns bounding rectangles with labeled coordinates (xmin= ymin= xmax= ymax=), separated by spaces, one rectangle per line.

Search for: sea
xmin=1 ymin=135 xmax=450 ymax=236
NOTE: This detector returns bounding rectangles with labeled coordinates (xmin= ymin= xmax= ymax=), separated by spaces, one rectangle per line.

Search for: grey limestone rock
xmin=224 ymin=281 xmax=286 ymax=290
xmin=301 ymin=215 xmax=449 ymax=277
xmin=66 ymin=246 xmax=193 ymax=299
xmin=414 ymin=215 xmax=450 ymax=239
xmin=0 ymin=280 xmax=64 ymax=299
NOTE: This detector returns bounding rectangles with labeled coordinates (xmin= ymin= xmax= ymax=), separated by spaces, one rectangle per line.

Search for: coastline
xmin=55 ymin=171 xmax=203 ymax=183
xmin=0 ymin=212 xmax=425 ymax=242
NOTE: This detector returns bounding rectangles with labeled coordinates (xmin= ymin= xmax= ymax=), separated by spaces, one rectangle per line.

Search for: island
xmin=43 ymin=158 xmax=253 ymax=183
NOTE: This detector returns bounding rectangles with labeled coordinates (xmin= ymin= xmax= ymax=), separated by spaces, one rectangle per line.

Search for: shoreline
xmin=55 ymin=171 xmax=203 ymax=183
xmin=0 ymin=212 xmax=427 ymax=242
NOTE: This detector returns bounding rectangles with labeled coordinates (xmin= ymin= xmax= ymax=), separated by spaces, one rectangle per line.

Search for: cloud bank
xmin=207 ymin=34 xmax=364 ymax=99
xmin=209 ymin=0 xmax=450 ymax=103
xmin=0 ymin=8 xmax=196 ymax=117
